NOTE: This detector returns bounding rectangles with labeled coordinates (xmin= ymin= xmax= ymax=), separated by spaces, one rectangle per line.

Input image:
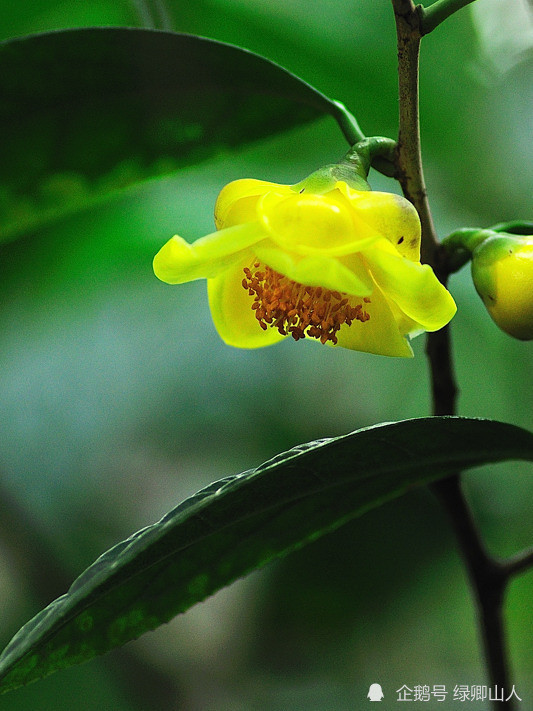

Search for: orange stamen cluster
xmin=242 ymin=262 xmax=370 ymax=345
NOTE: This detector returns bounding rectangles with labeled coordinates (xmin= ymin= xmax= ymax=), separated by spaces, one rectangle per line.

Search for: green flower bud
xmin=471 ymin=233 xmax=533 ymax=340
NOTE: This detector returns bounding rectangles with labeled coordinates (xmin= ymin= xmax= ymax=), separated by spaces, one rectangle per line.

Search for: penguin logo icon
xmin=367 ymin=683 xmax=384 ymax=701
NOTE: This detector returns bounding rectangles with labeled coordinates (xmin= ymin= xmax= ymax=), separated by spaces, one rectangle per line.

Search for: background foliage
xmin=0 ymin=0 xmax=532 ymax=709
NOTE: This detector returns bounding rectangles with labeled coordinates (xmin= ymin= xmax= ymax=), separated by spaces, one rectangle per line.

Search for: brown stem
xmin=392 ymin=0 xmax=438 ymax=266
xmin=431 ymin=477 xmax=514 ymax=708
xmin=391 ymin=2 xmax=517 ymax=708
xmin=426 ymin=323 xmax=458 ymax=417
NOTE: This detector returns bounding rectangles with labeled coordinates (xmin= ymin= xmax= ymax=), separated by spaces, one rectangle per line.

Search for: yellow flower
xmin=471 ymin=233 xmax=533 ymax=340
xmin=153 ymin=178 xmax=456 ymax=356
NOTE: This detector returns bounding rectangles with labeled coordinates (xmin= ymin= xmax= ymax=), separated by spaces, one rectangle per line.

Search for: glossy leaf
xmin=1 ymin=416 xmax=532 ymax=693
xmin=0 ymin=27 xmax=358 ymax=242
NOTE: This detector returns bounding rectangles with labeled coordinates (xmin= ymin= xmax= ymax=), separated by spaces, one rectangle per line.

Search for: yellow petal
xmin=254 ymin=243 xmax=373 ymax=296
xmin=153 ymin=223 xmax=265 ymax=284
xmin=215 ymin=179 xmax=292 ymax=229
xmin=336 ymin=182 xmax=421 ymax=261
xmin=335 ymin=284 xmax=414 ymax=357
xmin=363 ymin=243 xmax=457 ymax=331
xmin=207 ymin=262 xmax=286 ymax=348
xmin=258 ymin=189 xmax=381 ymax=257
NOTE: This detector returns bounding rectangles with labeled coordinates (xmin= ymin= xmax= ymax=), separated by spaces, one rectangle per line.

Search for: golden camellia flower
xmin=471 ymin=232 xmax=533 ymax=340
xmin=153 ymin=177 xmax=456 ymax=356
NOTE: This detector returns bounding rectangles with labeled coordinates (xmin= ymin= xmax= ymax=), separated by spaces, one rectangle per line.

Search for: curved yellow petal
xmin=207 ymin=262 xmax=286 ymax=348
xmin=336 ymin=182 xmax=421 ymax=261
xmin=258 ymin=189 xmax=379 ymax=256
xmin=154 ymin=170 xmax=451 ymax=356
xmin=254 ymin=243 xmax=373 ymax=296
xmin=215 ymin=179 xmax=292 ymax=229
xmin=363 ymin=243 xmax=457 ymax=331
xmin=153 ymin=223 xmax=265 ymax=284
xmin=335 ymin=284 xmax=413 ymax=357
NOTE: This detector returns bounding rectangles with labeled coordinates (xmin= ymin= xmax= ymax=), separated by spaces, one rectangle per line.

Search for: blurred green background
xmin=1 ymin=1 xmax=532 ymax=709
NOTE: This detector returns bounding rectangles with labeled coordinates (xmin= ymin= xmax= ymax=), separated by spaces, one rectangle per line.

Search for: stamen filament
xmin=242 ymin=262 xmax=370 ymax=344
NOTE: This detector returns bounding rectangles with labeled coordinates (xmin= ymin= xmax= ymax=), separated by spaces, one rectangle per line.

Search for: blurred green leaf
xmin=0 ymin=27 xmax=355 ymax=243
xmin=1 ymin=416 xmax=533 ymax=693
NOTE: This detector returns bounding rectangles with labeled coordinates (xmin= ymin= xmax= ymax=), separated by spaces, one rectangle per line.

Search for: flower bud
xmin=471 ymin=233 xmax=533 ymax=340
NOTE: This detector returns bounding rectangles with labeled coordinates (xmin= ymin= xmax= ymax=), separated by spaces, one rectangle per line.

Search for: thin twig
xmin=419 ymin=0 xmax=479 ymax=36
xmin=431 ymin=477 xmax=513 ymax=706
xmin=392 ymin=0 xmax=439 ymax=266
xmin=503 ymin=546 xmax=533 ymax=578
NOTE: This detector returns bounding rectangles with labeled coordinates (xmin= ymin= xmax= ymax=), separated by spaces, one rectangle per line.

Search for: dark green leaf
xmin=0 ymin=27 xmax=358 ymax=242
xmin=2 ymin=416 xmax=532 ymax=693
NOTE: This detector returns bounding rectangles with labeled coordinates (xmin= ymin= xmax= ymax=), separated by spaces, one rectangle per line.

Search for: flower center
xmin=242 ymin=262 xmax=370 ymax=345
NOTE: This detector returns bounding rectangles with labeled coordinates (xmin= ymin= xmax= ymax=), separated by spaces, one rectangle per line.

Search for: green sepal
xmin=292 ymin=136 xmax=396 ymax=194
xmin=489 ymin=220 xmax=533 ymax=236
